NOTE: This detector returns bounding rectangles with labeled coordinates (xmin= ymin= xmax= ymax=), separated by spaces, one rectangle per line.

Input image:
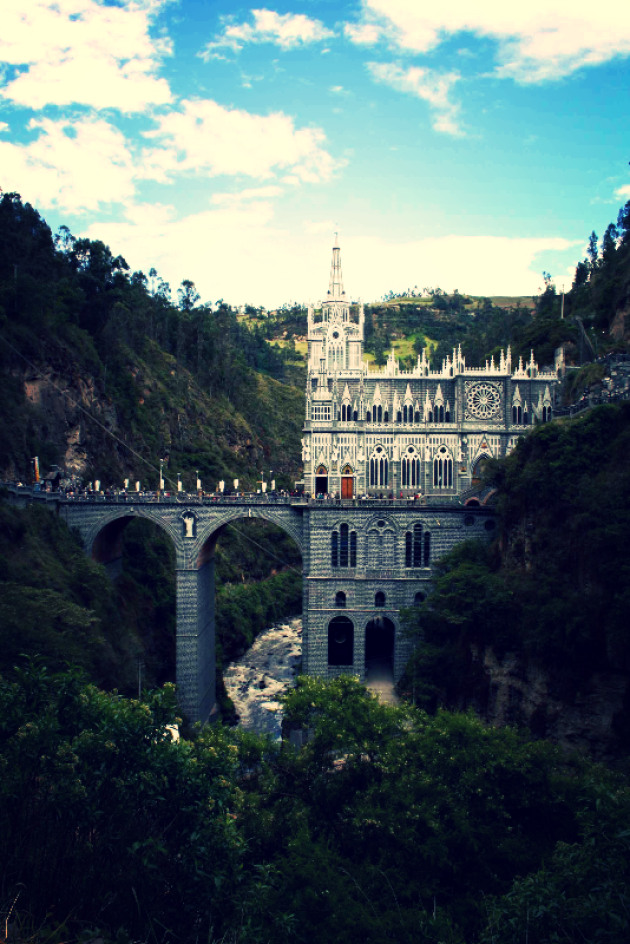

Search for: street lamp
xmin=159 ymin=458 xmax=164 ymax=494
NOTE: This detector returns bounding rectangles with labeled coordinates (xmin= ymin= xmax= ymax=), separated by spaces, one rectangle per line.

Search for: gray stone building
xmin=302 ymin=238 xmax=557 ymax=500
xmin=299 ymin=239 xmax=558 ymax=687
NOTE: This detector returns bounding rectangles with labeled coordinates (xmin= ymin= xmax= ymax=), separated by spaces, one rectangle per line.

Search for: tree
xmin=586 ymin=230 xmax=599 ymax=269
xmin=177 ymin=278 xmax=200 ymax=313
xmin=601 ymin=221 xmax=619 ymax=266
xmin=573 ymin=260 xmax=589 ymax=289
xmin=617 ymin=200 xmax=630 ymax=244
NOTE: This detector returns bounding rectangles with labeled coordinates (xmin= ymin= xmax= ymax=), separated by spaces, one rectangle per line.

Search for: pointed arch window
xmin=397 ymin=410 xmax=402 ymax=423
xmin=366 ymin=410 xmax=371 ymax=423
xmin=424 ymin=531 xmax=431 ymax=566
xmin=370 ymin=451 xmax=388 ymax=487
xmin=401 ymin=453 xmax=420 ymax=488
xmin=523 ymin=409 xmax=529 ymax=425
xmin=433 ymin=451 xmax=453 ymax=488
xmin=353 ymin=409 xmax=358 ymax=421
xmin=445 ymin=409 xmax=451 ymax=422
xmin=414 ymin=411 xmax=421 ymax=423
xmin=384 ymin=410 xmax=389 ymax=423
xmin=377 ymin=405 xmax=383 ymax=423
xmin=350 ymin=530 xmax=357 ymax=567
xmin=331 ymin=531 xmax=339 ymax=567
xmin=512 ymin=405 xmax=522 ymax=424
xmin=405 ymin=531 xmax=412 ymax=567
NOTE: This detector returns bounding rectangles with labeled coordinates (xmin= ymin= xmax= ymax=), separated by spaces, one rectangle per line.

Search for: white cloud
xmin=78 ymin=199 xmax=579 ymax=309
xmin=1 ymin=0 xmax=172 ymax=111
xmin=0 ymin=116 xmax=136 ymax=213
xmin=0 ymin=122 xmax=9 ymax=132
xmin=329 ymin=85 xmax=344 ymax=93
xmin=348 ymin=1 xmax=630 ymax=83
xmin=343 ymin=22 xmax=383 ymax=46
xmin=615 ymin=184 xmax=630 ymax=200
xmin=211 ymin=186 xmax=285 ymax=205
xmin=201 ymin=8 xmax=333 ymax=58
xmin=368 ymin=63 xmax=463 ymax=135
xmin=140 ymin=99 xmax=343 ymax=183
xmin=303 ymin=219 xmax=336 ymax=235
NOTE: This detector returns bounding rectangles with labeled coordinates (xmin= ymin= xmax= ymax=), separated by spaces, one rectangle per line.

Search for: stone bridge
xmin=6 ymin=489 xmax=495 ymax=724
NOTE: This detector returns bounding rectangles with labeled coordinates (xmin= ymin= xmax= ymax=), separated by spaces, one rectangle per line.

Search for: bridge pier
xmin=176 ymin=559 xmax=216 ymax=727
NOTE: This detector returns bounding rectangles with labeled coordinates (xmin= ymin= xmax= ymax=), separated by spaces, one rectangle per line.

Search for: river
xmin=223 ymin=617 xmax=303 ymax=740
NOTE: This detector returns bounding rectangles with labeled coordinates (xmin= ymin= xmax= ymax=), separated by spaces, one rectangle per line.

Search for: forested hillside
xmin=0 ymin=192 xmax=304 ymax=489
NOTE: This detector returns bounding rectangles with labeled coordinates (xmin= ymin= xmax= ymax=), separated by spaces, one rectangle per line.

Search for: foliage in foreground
xmin=2 ymin=669 xmax=628 ymax=943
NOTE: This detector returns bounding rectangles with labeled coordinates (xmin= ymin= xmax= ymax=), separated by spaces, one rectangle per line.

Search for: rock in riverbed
xmin=223 ymin=617 xmax=302 ymax=740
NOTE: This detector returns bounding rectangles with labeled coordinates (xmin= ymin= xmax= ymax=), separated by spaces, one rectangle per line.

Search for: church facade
xmin=301 ymin=239 xmax=557 ymax=500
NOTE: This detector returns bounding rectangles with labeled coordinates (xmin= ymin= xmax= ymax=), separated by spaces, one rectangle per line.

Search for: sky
xmin=1 ymin=0 xmax=629 ymax=309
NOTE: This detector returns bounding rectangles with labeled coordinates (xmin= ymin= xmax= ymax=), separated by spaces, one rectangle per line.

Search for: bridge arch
xmin=192 ymin=506 xmax=305 ymax=568
xmin=87 ymin=507 xmax=183 ymax=575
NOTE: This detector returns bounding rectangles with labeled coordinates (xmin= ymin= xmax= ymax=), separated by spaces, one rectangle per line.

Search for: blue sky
xmin=1 ymin=0 xmax=629 ymax=308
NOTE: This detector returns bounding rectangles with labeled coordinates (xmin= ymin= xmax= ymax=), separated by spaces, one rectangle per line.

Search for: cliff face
xmin=2 ymin=333 xmax=303 ymax=489
xmin=463 ymin=645 xmax=630 ymax=764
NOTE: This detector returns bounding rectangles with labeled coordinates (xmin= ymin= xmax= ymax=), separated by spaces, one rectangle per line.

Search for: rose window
xmin=466 ymin=382 xmax=501 ymax=419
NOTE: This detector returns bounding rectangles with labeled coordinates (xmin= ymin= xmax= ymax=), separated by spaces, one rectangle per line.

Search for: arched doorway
xmin=328 ymin=615 xmax=354 ymax=666
xmin=341 ymin=464 xmax=354 ymax=499
xmin=364 ymin=616 xmax=395 ymax=681
xmin=315 ymin=464 xmax=328 ymax=496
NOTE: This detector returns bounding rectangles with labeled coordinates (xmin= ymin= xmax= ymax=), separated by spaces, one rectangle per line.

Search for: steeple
xmin=328 ymin=233 xmax=345 ymax=299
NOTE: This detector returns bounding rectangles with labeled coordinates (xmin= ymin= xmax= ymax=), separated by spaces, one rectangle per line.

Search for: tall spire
xmin=328 ymin=232 xmax=345 ymax=298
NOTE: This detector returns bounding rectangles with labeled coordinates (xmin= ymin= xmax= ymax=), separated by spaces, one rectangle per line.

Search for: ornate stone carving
xmin=465 ymin=381 xmax=501 ymax=420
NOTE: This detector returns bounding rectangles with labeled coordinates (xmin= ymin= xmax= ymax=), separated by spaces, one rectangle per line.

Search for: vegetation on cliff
xmin=403 ymin=403 xmax=630 ymax=752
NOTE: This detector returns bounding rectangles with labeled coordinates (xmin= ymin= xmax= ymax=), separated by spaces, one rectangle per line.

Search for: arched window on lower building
xmin=340 ymin=523 xmax=349 ymax=567
xmin=406 ymin=523 xmax=423 ymax=567
xmin=424 ymin=531 xmax=431 ymax=566
xmin=375 ymin=591 xmax=386 ymax=607
xmin=333 ymin=524 xmax=357 ymax=568
xmin=413 ymin=522 xmax=422 ymax=567
xmin=414 ymin=591 xmax=425 ymax=605
xmin=328 ymin=616 xmax=354 ymax=665
xmin=335 ymin=591 xmax=346 ymax=608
